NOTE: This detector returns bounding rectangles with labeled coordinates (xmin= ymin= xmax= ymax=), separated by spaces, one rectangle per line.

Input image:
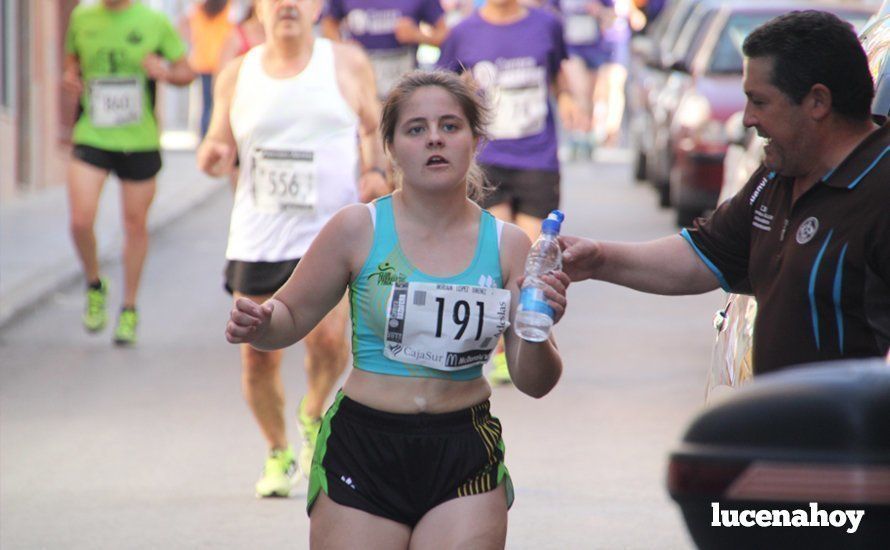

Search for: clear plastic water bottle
xmin=514 ymin=210 xmax=564 ymax=342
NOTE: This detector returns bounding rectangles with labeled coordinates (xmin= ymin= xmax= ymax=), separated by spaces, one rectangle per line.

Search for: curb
xmin=0 ymin=174 xmax=225 ymax=331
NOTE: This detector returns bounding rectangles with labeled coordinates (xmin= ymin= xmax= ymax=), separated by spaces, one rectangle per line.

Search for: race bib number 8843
xmin=384 ymin=282 xmax=511 ymax=371
xmin=89 ymin=77 xmax=143 ymax=128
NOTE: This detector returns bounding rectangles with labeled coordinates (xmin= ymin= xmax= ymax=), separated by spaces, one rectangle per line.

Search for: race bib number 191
xmin=89 ymin=77 xmax=143 ymax=128
xmin=383 ymin=282 xmax=511 ymax=371
xmin=251 ymin=148 xmax=318 ymax=215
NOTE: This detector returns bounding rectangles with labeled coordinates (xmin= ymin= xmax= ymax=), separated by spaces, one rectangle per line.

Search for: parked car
xmin=860 ymin=0 xmax=890 ymax=117
xmin=627 ymin=0 xmax=701 ymax=183
xmin=645 ymin=0 xmax=719 ymax=207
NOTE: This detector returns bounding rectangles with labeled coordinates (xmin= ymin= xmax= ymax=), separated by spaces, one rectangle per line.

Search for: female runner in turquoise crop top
xmin=225 ymin=70 xmax=570 ymax=549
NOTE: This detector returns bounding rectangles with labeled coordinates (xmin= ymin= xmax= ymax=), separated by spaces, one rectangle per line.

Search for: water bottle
xmin=514 ymin=210 xmax=564 ymax=342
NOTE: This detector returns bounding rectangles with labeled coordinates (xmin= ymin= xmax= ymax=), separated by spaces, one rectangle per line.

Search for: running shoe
xmin=297 ymin=398 xmax=322 ymax=476
xmin=488 ymin=351 xmax=512 ymax=386
xmin=83 ymin=277 xmax=108 ymax=332
xmin=113 ymin=309 xmax=139 ymax=346
xmin=255 ymin=446 xmax=298 ymax=498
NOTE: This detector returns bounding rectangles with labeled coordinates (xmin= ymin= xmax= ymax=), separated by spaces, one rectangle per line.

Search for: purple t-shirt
xmin=325 ymin=0 xmax=444 ymax=51
xmin=436 ymin=9 xmax=567 ymax=172
xmin=325 ymin=0 xmax=444 ymax=95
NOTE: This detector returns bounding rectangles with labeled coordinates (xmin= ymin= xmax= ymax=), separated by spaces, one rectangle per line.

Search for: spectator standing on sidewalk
xmin=560 ymin=11 xmax=890 ymax=374
xmin=63 ymin=0 xmax=194 ymax=345
xmin=181 ymin=0 xmax=234 ymax=137
xmin=198 ymin=0 xmax=389 ymax=497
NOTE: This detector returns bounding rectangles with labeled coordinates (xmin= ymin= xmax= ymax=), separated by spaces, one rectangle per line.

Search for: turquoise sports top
xmin=349 ymin=195 xmax=505 ymax=380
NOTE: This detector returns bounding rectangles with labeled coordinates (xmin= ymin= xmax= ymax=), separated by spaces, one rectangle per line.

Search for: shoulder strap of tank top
xmin=481 ymin=210 xmax=504 ymax=252
xmin=373 ymin=195 xmax=399 ymax=254
xmin=311 ymin=38 xmax=337 ymax=80
xmin=366 ymin=202 xmax=377 ymax=229
xmin=239 ymin=44 xmax=266 ymax=86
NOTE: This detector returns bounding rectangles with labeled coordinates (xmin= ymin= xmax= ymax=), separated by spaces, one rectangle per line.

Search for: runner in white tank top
xmin=197 ymin=0 xmax=389 ymax=498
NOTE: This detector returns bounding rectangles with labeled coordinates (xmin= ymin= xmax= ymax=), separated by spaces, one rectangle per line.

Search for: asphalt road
xmin=0 ymin=152 xmax=723 ymax=549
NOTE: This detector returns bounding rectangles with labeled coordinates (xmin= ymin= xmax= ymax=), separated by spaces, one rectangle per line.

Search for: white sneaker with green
xmin=255 ymin=446 xmax=298 ymax=498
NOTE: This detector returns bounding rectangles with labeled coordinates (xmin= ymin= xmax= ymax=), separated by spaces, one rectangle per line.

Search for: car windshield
xmin=658 ymin=0 xmax=699 ymax=57
xmin=671 ymin=4 xmax=717 ymax=68
xmin=709 ymin=10 xmax=873 ymax=75
xmin=861 ymin=14 xmax=890 ymax=84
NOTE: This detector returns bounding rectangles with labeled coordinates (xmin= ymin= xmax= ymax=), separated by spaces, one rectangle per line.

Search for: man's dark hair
xmin=742 ymin=10 xmax=874 ymax=121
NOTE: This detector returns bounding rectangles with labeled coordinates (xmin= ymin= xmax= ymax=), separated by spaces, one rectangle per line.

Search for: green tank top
xmin=350 ymin=195 xmax=506 ymax=380
xmin=65 ymin=3 xmax=186 ymax=152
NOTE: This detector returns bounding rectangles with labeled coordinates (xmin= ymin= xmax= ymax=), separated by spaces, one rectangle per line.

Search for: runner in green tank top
xmin=226 ymin=70 xmax=570 ymax=549
xmin=62 ymin=0 xmax=193 ymax=345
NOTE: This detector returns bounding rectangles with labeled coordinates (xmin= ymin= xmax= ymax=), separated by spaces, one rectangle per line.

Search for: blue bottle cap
xmin=541 ymin=218 xmax=561 ymax=234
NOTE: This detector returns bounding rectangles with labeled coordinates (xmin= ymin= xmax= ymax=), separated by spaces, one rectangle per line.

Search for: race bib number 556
xmin=251 ymin=148 xmax=318 ymax=215
xmin=384 ymin=282 xmax=511 ymax=371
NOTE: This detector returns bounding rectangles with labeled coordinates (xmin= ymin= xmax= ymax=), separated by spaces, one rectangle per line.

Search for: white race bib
xmin=88 ymin=77 xmax=143 ymax=127
xmin=565 ymin=15 xmax=599 ymax=44
xmin=370 ymin=48 xmax=416 ymax=96
xmin=488 ymin=67 xmax=548 ymax=140
xmin=251 ymin=148 xmax=318 ymax=215
xmin=383 ymin=282 xmax=511 ymax=371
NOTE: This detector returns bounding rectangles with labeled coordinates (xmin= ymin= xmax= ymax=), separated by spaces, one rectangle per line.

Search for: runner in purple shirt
xmin=556 ymin=0 xmax=608 ymax=158
xmin=321 ymin=0 xmax=448 ymax=98
xmin=436 ymin=0 xmax=588 ymax=384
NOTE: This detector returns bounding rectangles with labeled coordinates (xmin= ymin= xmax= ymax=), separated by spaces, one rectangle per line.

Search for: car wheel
xmin=658 ymin=180 xmax=672 ymax=208
xmin=676 ymin=205 xmax=700 ymax=228
xmin=634 ymin=150 xmax=647 ymax=181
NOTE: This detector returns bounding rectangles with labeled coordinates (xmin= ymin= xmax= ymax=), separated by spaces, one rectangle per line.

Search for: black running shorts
xmin=224 ymin=258 xmax=300 ymax=296
xmin=479 ymin=163 xmax=560 ymax=220
xmin=72 ymin=144 xmax=162 ymax=182
xmin=307 ymin=392 xmax=514 ymax=526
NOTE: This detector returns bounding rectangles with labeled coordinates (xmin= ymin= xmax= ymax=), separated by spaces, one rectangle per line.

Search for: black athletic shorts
xmin=72 ymin=144 xmax=162 ymax=182
xmin=479 ymin=163 xmax=560 ymax=219
xmin=307 ymin=392 xmax=514 ymax=526
xmin=224 ymin=258 xmax=300 ymax=296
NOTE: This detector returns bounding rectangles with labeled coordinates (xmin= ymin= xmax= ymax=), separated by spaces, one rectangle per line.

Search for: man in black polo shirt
xmin=560 ymin=10 xmax=889 ymax=375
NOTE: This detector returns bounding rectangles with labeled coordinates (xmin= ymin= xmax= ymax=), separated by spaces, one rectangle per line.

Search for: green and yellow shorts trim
xmin=307 ymin=392 xmax=514 ymax=527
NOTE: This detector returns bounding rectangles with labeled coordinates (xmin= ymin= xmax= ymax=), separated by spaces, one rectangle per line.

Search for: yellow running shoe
xmin=113 ymin=308 xmax=139 ymax=346
xmin=83 ymin=278 xmax=108 ymax=332
xmin=297 ymin=398 xmax=322 ymax=477
xmin=488 ymin=351 xmax=512 ymax=386
xmin=255 ymin=446 xmax=298 ymax=498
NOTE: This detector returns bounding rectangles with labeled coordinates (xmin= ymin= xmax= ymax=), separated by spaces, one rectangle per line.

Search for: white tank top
xmin=226 ymin=39 xmax=360 ymax=262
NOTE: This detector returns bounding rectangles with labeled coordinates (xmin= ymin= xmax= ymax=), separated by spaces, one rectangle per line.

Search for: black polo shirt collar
xmin=820 ymin=118 xmax=890 ymax=189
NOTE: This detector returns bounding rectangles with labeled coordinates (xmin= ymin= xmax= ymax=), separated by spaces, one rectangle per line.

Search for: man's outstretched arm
xmin=560 ymin=234 xmax=721 ymax=295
